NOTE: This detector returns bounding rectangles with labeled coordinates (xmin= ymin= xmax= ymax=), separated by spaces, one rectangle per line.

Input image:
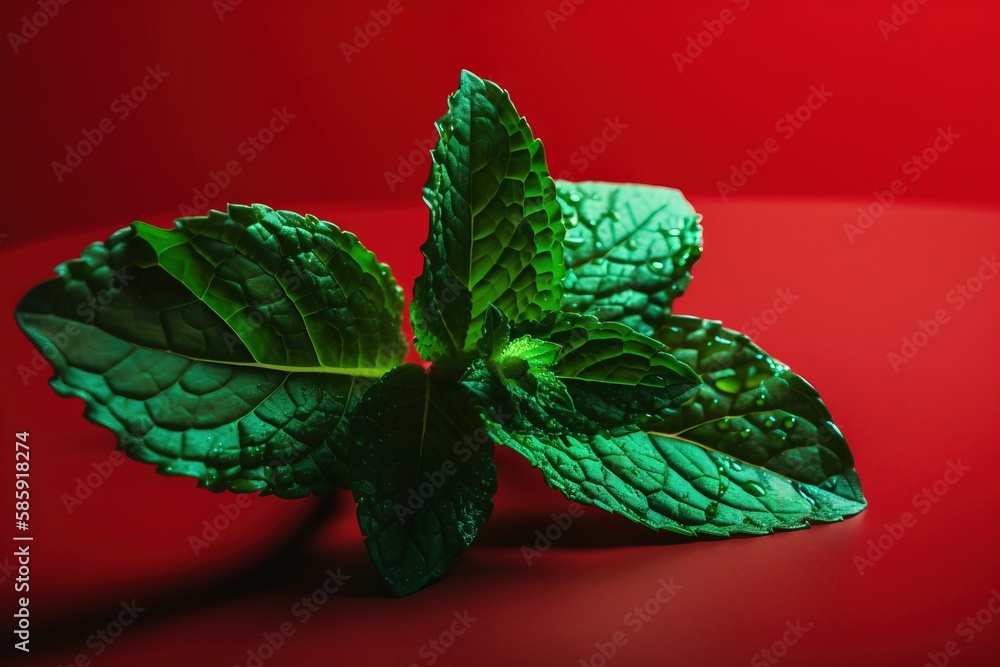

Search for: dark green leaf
xmin=15 ymin=204 xmax=407 ymax=496
xmin=558 ymin=181 xmax=702 ymax=335
xmin=412 ymin=70 xmax=565 ymax=366
xmin=350 ymin=364 xmax=496 ymax=596
xmin=463 ymin=315 xmax=865 ymax=536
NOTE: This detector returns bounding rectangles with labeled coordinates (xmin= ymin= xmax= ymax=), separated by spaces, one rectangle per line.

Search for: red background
xmin=2 ymin=1 xmax=999 ymax=666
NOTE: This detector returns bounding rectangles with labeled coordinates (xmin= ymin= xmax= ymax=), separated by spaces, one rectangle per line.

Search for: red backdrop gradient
xmin=1 ymin=2 xmax=999 ymax=667
xmin=0 ymin=0 xmax=998 ymax=249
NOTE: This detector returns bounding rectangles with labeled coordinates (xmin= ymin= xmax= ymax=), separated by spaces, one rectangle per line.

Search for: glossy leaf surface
xmin=350 ymin=364 xmax=496 ymax=596
xmin=412 ymin=70 xmax=565 ymax=365
xmin=558 ymin=181 xmax=702 ymax=335
xmin=463 ymin=313 xmax=865 ymax=536
xmin=15 ymin=204 xmax=406 ymax=496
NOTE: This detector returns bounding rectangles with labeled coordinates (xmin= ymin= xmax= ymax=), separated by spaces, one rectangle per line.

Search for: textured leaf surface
xmin=472 ymin=306 xmax=701 ymax=435
xmin=463 ymin=315 xmax=865 ymax=536
xmin=15 ymin=204 xmax=406 ymax=496
xmin=350 ymin=364 xmax=496 ymax=596
xmin=412 ymin=70 xmax=564 ymax=365
xmin=558 ymin=181 xmax=702 ymax=335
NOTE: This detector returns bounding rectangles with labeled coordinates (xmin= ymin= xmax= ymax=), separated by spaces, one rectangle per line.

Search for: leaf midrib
xmin=23 ymin=313 xmax=393 ymax=378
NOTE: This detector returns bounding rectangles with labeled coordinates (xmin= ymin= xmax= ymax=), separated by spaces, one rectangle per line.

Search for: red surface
xmin=1 ymin=0 xmax=999 ymax=253
xmin=3 ymin=0 xmax=1000 ymax=664
xmin=1 ymin=198 xmax=999 ymax=667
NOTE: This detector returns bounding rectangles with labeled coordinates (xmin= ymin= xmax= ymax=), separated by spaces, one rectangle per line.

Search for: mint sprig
xmin=15 ymin=70 xmax=866 ymax=596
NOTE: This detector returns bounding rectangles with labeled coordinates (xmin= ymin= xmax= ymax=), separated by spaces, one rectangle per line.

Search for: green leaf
xmin=470 ymin=306 xmax=701 ymax=435
xmin=15 ymin=204 xmax=407 ymax=496
xmin=350 ymin=364 xmax=496 ymax=596
xmin=463 ymin=314 xmax=865 ymax=537
xmin=651 ymin=315 xmax=866 ymax=510
xmin=557 ymin=181 xmax=702 ymax=335
xmin=412 ymin=70 xmax=565 ymax=366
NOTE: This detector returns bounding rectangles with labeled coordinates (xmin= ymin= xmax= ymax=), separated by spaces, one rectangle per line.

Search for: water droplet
xmin=626 ymin=238 xmax=639 ymax=250
xmin=729 ymin=460 xmax=743 ymax=471
xmin=569 ymin=192 xmax=582 ymax=203
xmin=717 ymin=418 xmax=731 ymax=431
xmin=648 ymin=260 xmax=666 ymax=273
xmin=782 ymin=417 xmax=797 ymax=429
xmin=754 ymin=394 xmax=766 ymax=407
xmin=740 ymin=481 xmax=765 ymax=497
xmin=705 ymin=501 xmax=719 ymax=519
xmin=594 ymin=240 xmax=605 ymax=251
xmin=564 ymin=236 xmax=585 ymax=249
xmin=740 ymin=428 xmax=752 ymax=439
xmin=763 ymin=416 xmax=777 ymax=429
xmin=666 ymin=227 xmax=681 ymax=237
xmin=793 ymin=483 xmax=818 ymax=508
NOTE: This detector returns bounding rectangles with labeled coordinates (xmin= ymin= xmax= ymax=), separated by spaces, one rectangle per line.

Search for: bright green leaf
xmin=558 ymin=181 xmax=702 ymax=335
xmin=463 ymin=315 xmax=865 ymax=536
xmin=15 ymin=204 xmax=407 ymax=496
xmin=469 ymin=306 xmax=701 ymax=436
xmin=412 ymin=70 xmax=565 ymax=366
xmin=350 ymin=364 xmax=496 ymax=596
